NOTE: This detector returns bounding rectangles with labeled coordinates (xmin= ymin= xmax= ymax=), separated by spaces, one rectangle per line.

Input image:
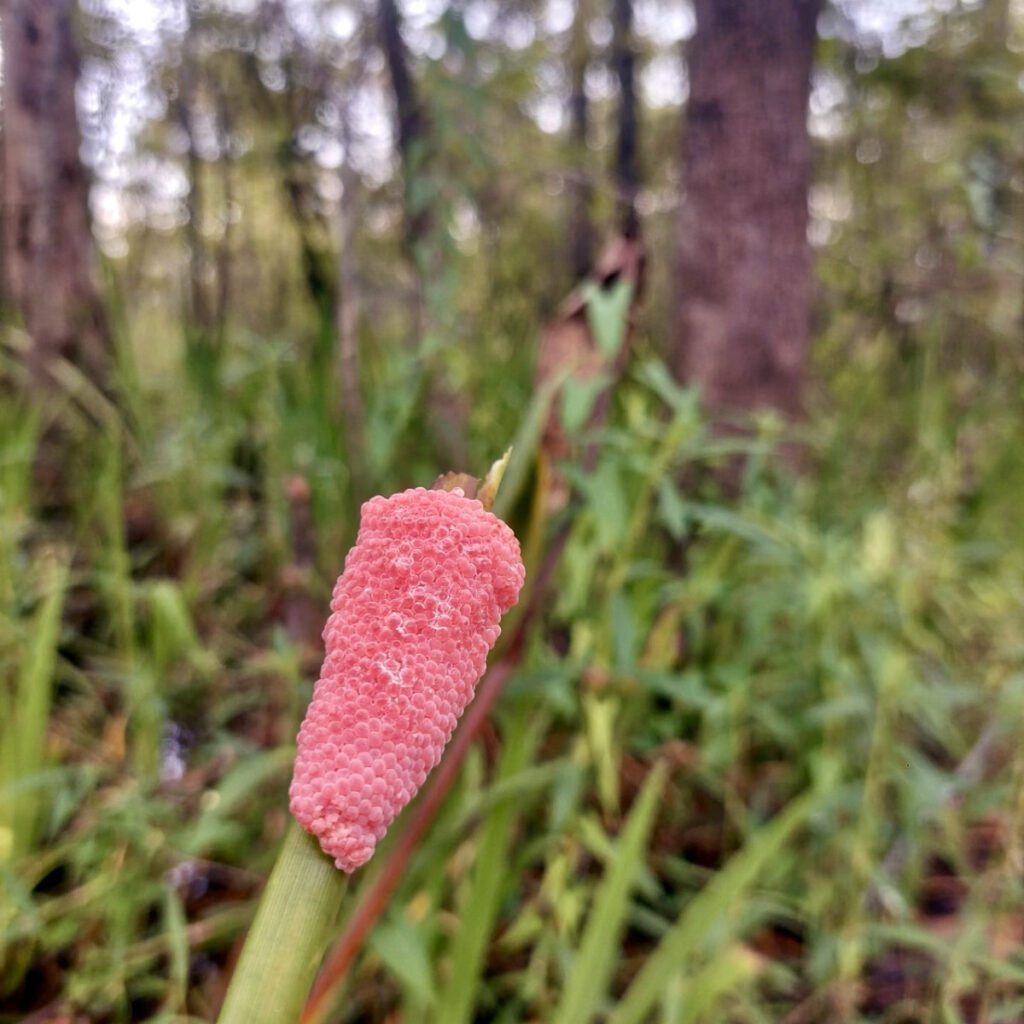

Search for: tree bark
xmin=335 ymin=103 xmax=367 ymax=495
xmin=611 ymin=0 xmax=639 ymax=238
xmin=673 ymin=0 xmax=820 ymax=418
xmin=215 ymin=82 xmax=235 ymax=339
xmin=177 ymin=32 xmax=211 ymax=333
xmin=2 ymin=0 xmax=109 ymax=387
xmin=246 ymin=1 xmax=337 ymax=318
xmin=376 ymin=0 xmax=467 ymax=468
xmin=378 ymin=0 xmax=431 ymax=252
xmin=568 ymin=0 xmax=594 ymax=280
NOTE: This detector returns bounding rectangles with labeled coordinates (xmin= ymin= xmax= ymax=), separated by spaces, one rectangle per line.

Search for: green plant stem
xmin=217 ymin=822 xmax=348 ymax=1024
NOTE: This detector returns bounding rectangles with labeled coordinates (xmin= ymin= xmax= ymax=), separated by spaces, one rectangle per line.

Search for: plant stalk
xmin=217 ymin=822 xmax=348 ymax=1024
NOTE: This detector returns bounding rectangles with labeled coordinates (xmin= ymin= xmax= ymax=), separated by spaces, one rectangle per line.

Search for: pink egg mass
xmin=289 ymin=487 xmax=526 ymax=871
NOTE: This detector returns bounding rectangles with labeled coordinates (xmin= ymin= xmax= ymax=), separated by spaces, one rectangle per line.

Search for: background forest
xmin=3 ymin=0 xmax=1024 ymax=1021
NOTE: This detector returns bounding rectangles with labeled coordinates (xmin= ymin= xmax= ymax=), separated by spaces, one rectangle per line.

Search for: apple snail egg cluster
xmin=289 ymin=487 xmax=525 ymax=871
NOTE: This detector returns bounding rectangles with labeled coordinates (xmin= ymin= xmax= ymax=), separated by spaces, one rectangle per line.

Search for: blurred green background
xmin=2 ymin=0 xmax=1024 ymax=1021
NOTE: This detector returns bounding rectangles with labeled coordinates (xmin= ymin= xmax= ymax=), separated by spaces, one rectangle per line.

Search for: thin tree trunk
xmin=280 ymin=150 xmax=336 ymax=317
xmin=335 ymin=104 xmax=367 ymax=495
xmin=246 ymin=1 xmax=336 ymax=318
xmin=178 ymin=43 xmax=211 ymax=332
xmin=377 ymin=0 xmax=428 ymax=343
xmin=568 ymin=0 xmax=594 ymax=280
xmin=215 ymin=83 xmax=234 ymax=341
xmin=983 ymin=0 xmax=1010 ymax=45
xmin=611 ymin=0 xmax=639 ymax=237
xmin=377 ymin=0 xmax=467 ymax=468
xmin=673 ymin=0 xmax=820 ymax=418
xmin=378 ymin=0 xmax=431 ymax=253
xmin=2 ymin=0 xmax=109 ymax=387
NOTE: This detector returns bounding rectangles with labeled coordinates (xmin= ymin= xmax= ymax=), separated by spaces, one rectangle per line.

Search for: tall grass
xmin=2 ymin=309 xmax=1023 ymax=1020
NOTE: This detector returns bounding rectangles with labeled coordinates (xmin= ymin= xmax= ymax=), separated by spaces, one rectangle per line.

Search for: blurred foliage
xmin=2 ymin=0 xmax=1024 ymax=1022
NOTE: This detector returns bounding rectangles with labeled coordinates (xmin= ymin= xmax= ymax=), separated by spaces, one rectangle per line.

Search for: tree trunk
xmin=376 ymin=0 xmax=467 ymax=468
xmin=215 ymin=82 xmax=235 ymax=339
xmin=673 ymin=0 xmax=820 ymax=418
xmin=335 ymin=104 xmax=367 ymax=496
xmin=611 ymin=0 xmax=639 ymax=238
xmin=378 ymin=0 xmax=431 ymax=253
xmin=568 ymin=0 xmax=594 ymax=280
xmin=2 ymin=0 xmax=109 ymax=387
xmin=246 ymin=1 xmax=337 ymax=319
xmin=177 ymin=34 xmax=211 ymax=333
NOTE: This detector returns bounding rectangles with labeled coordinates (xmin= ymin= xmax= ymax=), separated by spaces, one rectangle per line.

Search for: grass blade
xmin=552 ymin=762 xmax=667 ymax=1024
xmin=1 ymin=557 xmax=68 ymax=865
xmin=609 ymin=791 xmax=816 ymax=1024
xmin=436 ymin=707 xmax=540 ymax=1024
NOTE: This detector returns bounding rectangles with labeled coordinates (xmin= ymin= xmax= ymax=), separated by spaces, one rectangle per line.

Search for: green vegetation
xmin=3 ymin=1 xmax=1024 ymax=1021
xmin=3 ymin=321 xmax=1022 ymax=1018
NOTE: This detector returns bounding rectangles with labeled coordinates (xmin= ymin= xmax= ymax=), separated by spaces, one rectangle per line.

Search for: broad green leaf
xmin=371 ymin=918 xmax=437 ymax=1009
